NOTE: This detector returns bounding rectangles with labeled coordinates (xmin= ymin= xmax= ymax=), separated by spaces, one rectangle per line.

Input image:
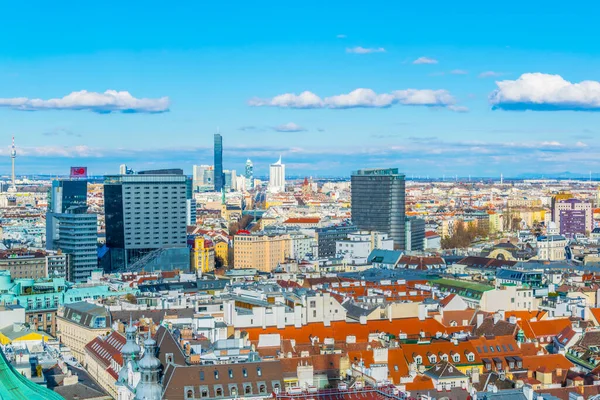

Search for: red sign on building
xmin=70 ymin=167 xmax=88 ymax=178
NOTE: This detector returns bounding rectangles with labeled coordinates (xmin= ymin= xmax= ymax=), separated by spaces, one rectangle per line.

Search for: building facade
xmin=552 ymin=198 xmax=592 ymax=237
xmin=245 ymin=159 xmax=254 ymax=190
xmin=233 ymin=233 xmax=291 ymax=272
xmin=268 ymin=156 xmax=285 ymax=193
xmin=315 ymin=225 xmax=357 ymax=259
xmin=104 ymin=172 xmax=188 ymax=271
xmin=57 ymin=302 xmax=111 ymax=363
xmin=46 ymin=177 xmax=99 ymax=282
xmin=214 ymin=133 xmax=225 ymax=192
xmin=47 ymin=212 xmax=98 ymax=282
xmin=189 ymin=236 xmax=216 ymax=275
xmin=351 ymin=168 xmax=406 ymax=250
xmin=405 ymin=217 xmax=425 ymax=252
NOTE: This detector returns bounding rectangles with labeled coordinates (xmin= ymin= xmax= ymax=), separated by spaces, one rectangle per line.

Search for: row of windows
xmin=202 ymin=366 xmax=262 ymax=381
xmin=185 ymin=382 xmax=274 ymax=399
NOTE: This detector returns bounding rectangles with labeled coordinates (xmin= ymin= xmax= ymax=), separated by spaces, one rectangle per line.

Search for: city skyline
xmin=2 ymin=2 xmax=600 ymax=176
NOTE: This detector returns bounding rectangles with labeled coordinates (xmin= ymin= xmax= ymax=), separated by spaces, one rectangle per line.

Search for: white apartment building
xmin=335 ymin=231 xmax=393 ymax=264
xmin=268 ymin=156 xmax=286 ymax=193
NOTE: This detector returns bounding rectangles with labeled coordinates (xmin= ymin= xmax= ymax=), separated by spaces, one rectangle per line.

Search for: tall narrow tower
xmin=214 ymin=132 xmax=224 ymax=192
xmin=9 ymin=136 xmax=16 ymax=192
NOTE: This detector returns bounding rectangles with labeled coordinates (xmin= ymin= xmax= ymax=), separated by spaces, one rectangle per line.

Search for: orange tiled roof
xmin=589 ymin=308 xmax=600 ymax=325
xmin=520 ymin=318 xmax=572 ymax=340
xmin=283 ymin=218 xmax=321 ymax=224
xmin=521 ymin=354 xmax=573 ymax=371
xmin=405 ymin=375 xmax=435 ymax=391
xmin=505 ymin=310 xmax=547 ymax=322
xmin=242 ymin=318 xmax=465 ymax=344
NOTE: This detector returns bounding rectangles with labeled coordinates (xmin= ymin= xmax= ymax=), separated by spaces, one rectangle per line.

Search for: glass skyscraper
xmin=214 ymin=133 xmax=224 ymax=192
xmin=245 ymin=159 xmax=254 ymax=189
xmin=49 ymin=179 xmax=88 ymax=213
xmin=351 ymin=168 xmax=406 ymax=250
xmin=46 ymin=178 xmax=99 ymax=282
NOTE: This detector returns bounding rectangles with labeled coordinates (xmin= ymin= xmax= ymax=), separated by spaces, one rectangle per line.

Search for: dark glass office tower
xmin=49 ymin=180 xmax=88 ymax=213
xmin=351 ymin=168 xmax=406 ymax=250
xmin=214 ymin=133 xmax=224 ymax=192
xmin=103 ymin=171 xmax=189 ymax=271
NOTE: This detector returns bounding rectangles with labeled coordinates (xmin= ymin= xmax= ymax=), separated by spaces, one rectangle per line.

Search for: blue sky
xmin=2 ymin=1 xmax=600 ymax=177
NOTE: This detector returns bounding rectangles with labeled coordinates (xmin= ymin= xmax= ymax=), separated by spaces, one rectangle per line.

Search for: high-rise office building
xmin=351 ymin=168 xmax=406 ymax=250
xmin=46 ymin=177 xmax=98 ymax=282
xmin=9 ymin=136 xmax=16 ymax=193
xmin=405 ymin=217 xmax=425 ymax=251
xmin=224 ymin=169 xmax=237 ymax=191
xmin=186 ymin=177 xmax=197 ymax=226
xmin=214 ymin=133 xmax=224 ymax=192
xmin=245 ymin=159 xmax=254 ymax=189
xmin=49 ymin=179 xmax=88 ymax=213
xmin=193 ymin=164 xmax=215 ymax=192
xmin=104 ymin=170 xmax=189 ymax=270
xmin=269 ymin=156 xmax=286 ymax=193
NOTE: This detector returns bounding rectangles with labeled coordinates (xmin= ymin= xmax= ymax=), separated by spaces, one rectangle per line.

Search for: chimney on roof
xmin=493 ymin=312 xmax=501 ymax=325
xmin=522 ymin=385 xmax=534 ymax=400
xmin=476 ymin=313 xmax=484 ymax=328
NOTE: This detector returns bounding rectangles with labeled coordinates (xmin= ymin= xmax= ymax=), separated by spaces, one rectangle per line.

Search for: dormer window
xmin=414 ymin=356 xmax=422 ymax=365
xmin=467 ymin=353 xmax=474 ymax=362
xmin=452 ymin=354 xmax=460 ymax=363
xmin=429 ymin=355 xmax=437 ymax=364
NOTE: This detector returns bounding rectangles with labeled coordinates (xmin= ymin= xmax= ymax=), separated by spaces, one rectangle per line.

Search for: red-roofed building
xmin=84 ymin=331 xmax=126 ymax=398
xmin=283 ymin=217 xmax=322 ymax=228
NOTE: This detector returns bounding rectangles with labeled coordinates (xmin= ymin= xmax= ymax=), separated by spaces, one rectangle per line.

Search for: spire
xmin=135 ymin=335 xmax=163 ymax=400
xmin=122 ymin=318 xmax=141 ymax=363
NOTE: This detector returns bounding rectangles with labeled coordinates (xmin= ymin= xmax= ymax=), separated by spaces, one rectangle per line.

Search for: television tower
xmin=9 ymin=136 xmax=16 ymax=192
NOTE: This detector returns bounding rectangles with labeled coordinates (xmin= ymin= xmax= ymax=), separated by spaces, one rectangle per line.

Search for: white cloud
xmin=248 ymin=91 xmax=323 ymax=108
xmin=325 ymin=89 xmax=395 ymax=108
xmin=490 ymin=73 xmax=600 ymax=111
xmin=346 ymin=46 xmax=386 ymax=54
xmin=0 ymin=90 xmax=170 ymax=113
xmin=450 ymin=69 xmax=468 ymax=75
xmin=336 ymin=34 xmax=347 ymax=39
xmin=413 ymin=57 xmax=438 ymax=65
xmin=478 ymin=71 xmax=503 ymax=78
xmin=18 ymin=145 xmax=99 ymax=158
xmin=447 ymin=105 xmax=470 ymax=113
xmin=273 ymin=122 xmax=306 ymax=132
xmin=576 ymin=141 xmax=588 ymax=147
xmin=249 ymin=88 xmax=464 ymax=111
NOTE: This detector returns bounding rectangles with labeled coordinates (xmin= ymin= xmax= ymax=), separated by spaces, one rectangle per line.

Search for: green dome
xmin=0 ymin=348 xmax=64 ymax=400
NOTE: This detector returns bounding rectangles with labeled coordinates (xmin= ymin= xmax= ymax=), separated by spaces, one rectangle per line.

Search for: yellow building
xmin=189 ymin=236 xmax=215 ymax=274
xmin=215 ymin=240 xmax=229 ymax=267
xmin=233 ymin=233 xmax=291 ymax=272
xmin=517 ymin=208 xmax=546 ymax=228
xmin=488 ymin=211 xmax=503 ymax=233
xmin=0 ymin=325 xmax=51 ymax=347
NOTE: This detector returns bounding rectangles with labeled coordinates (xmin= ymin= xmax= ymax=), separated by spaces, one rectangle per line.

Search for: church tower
xmin=135 ymin=336 xmax=163 ymax=400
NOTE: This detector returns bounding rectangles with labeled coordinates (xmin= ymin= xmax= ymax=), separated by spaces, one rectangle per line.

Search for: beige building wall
xmin=234 ymin=234 xmax=291 ymax=272
xmin=84 ymin=352 xmax=118 ymax=399
xmin=57 ymin=316 xmax=110 ymax=363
